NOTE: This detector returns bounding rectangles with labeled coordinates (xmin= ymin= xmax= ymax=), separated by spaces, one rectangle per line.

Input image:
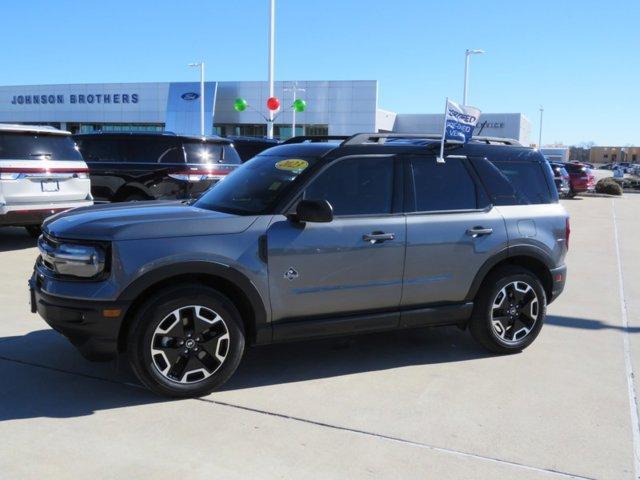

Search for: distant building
xmin=0 ymin=81 xmax=531 ymax=143
xmin=539 ymin=147 xmax=569 ymax=163
xmin=590 ymin=146 xmax=639 ymax=164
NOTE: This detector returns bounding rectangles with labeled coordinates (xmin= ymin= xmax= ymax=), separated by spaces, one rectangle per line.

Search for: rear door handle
xmin=466 ymin=227 xmax=493 ymax=237
xmin=363 ymin=231 xmax=395 ymax=244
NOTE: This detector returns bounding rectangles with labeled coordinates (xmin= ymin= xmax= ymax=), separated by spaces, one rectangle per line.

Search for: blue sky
xmin=2 ymin=0 xmax=638 ymax=145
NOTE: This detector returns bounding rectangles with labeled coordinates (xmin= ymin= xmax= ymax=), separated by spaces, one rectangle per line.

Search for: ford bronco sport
xmin=30 ymin=134 xmax=569 ymax=397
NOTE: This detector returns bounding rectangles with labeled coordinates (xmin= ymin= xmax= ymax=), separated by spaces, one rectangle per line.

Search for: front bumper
xmin=549 ymin=264 xmax=567 ymax=303
xmin=29 ymin=270 xmax=129 ymax=361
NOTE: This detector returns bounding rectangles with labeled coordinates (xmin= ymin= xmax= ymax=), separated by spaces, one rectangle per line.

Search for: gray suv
xmin=30 ymin=134 xmax=569 ymax=397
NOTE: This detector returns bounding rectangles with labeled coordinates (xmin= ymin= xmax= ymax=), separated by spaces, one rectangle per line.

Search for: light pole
xmin=267 ymin=0 xmax=275 ymax=139
xmin=284 ymin=82 xmax=306 ymax=138
xmin=188 ymin=62 xmax=205 ymax=136
xmin=538 ymin=106 xmax=544 ymax=148
xmin=463 ymin=49 xmax=484 ymax=106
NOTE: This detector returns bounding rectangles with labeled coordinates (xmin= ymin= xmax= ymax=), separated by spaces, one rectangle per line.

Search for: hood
xmin=43 ymin=201 xmax=258 ymax=241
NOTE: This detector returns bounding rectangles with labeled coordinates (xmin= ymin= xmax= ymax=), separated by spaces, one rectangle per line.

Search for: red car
xmin=563 ymin=162 xmax=595 ymax=197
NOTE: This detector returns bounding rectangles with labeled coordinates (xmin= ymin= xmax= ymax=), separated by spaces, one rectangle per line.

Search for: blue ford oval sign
xmin=181 ymin=92 xmax=199 ymax=101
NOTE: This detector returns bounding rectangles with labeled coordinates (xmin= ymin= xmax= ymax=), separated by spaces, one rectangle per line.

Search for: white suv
xmin=0 ymin=124 xmax=93 ymax=237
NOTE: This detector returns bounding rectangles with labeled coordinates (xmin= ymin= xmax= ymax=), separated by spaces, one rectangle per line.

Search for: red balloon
xmin=267 ymin=96 xmax=280 ymax=111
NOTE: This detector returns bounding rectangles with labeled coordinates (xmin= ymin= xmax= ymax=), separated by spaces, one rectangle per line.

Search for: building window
xmin=633 ymin=154 xmax=637 ymax=162
xmin=79 ymin=123 xmax=164 ymax=133
xmin=611 ymin=154 xmax=617 ymax=162
xmin=214 ymin=124 xmax=328 ymax=139
xmin=603 ymin=154 xmax=608 ymax=159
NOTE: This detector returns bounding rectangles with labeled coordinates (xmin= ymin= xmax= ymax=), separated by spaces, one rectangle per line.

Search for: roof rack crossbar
xmin=282 ymin=135 xmax=350 ymax=144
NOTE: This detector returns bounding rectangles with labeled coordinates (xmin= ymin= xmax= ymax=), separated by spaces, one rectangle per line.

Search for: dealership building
xmin=0 ymin=81 xmax=532 ymax=144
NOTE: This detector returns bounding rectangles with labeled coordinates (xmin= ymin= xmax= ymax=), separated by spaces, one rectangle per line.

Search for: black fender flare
xmin=464 ymin=245 xmax=555 ymax=302
xmin=118 ymin=261 xmax=270 ymax=344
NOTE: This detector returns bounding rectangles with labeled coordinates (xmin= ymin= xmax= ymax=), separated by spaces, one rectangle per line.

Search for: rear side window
xmin=121 ymin=138 xmax=182 ymax=163
xmin=304 ymin=156 xmax=394 ymax=216
xmin=492 ymin=161 xmax=553 ymax=204
xmin=184 ymin=142 xmax=241 ymax=165
xmin=0 ymin=133 xmax=83 ymax=161
xmin=76 ymin=137 xmax=183 ymax=163
xmin=408 ymin=156 xmax=481 ymax=212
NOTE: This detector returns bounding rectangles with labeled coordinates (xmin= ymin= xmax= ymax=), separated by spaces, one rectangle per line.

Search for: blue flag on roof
xmin=444 ymin=99 xmax=481 ymax=143
xmin=438 ymin=98 xmax=481 ymax=162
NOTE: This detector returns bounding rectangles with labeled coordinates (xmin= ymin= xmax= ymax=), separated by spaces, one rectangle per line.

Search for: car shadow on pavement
xmin=0 ymin=326 xmax=489 ymax=420
xmin=0 ymin=329 xmax=167 ymax=421
xmin=222 ymin=326 xmax=489 ymax=391
xmin=546 ymin=315 xmax=640 ymax=332
xmin=0 ymin=227 xmax=37 ymax=252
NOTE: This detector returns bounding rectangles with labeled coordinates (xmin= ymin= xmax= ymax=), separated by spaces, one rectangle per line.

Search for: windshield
xmin=0 ymin=133 xmax=83 ymax=161
xmin=194 ymin=154 xmax=319 ymax=215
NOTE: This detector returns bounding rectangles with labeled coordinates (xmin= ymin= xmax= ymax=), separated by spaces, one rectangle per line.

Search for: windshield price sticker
xmin=275 ymin=159 xmax=309 ymax=173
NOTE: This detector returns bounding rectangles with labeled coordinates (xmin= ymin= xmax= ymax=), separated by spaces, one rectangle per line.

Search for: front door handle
xmin=363 ymin=231 xmax=395 ymax=244
xmin=466 ymin=226 xmax=493 ymax=237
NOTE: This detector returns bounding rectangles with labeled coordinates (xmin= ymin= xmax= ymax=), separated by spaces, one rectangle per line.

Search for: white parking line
xmin=612 ymin=198 xmax=640 ymax=479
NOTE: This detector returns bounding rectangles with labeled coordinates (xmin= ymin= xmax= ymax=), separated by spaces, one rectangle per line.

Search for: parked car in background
xmin=600 ymin=163 xmax=615 ymax=170
xmin=225 ymin=136 xmax=280 ymax=162
xmin=570 ymin=160 xmax=594 ymax=169
xmin=74 ymin=132 xmax=241 ymax=203
xmin=0 ymin=124 xmax=92 ymax=237
xmin=563 ymin=162 xmax=595 ymax=197
xmin=549 ymin=161 xmax=570 ymax=197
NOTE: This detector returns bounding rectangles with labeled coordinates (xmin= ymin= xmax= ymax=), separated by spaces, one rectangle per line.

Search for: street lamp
xmin=284 ymin=82 xmax=306 ymax=138
xmin=188 ymin=62 xmax=205 ymax=136
xmin=538 ymin=106 xmax=544 ymax=147
xmin=463 ymin=49 xmax=484 ymax=106
xmin=267 ymin=0 xmax=275 ymax=139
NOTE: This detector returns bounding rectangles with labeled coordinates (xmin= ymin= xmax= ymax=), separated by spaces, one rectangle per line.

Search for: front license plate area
xmin=41 ymin=180 xmax=59 ymax=192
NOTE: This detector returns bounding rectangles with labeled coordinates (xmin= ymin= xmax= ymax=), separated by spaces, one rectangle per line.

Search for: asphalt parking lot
xmin=1 ymin=195 xmax=639 ymax=480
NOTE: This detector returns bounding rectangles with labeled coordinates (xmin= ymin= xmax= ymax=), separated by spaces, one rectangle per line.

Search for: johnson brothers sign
xmin=10 ymin=93 xmax=140 ymax=105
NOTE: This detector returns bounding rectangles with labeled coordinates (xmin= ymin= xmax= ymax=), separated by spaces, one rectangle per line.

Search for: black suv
xmin=74 ymin=132 xmax=241 ymax=202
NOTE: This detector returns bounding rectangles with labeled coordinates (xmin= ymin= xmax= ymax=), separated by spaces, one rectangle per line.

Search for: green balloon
xmin=292 ymin=98 xmax=306 ymax=113
xmin=234 ymin=98 xmax=248 ymax=112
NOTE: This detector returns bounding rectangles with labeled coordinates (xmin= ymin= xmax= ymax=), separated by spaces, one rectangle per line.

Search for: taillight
xmin=0 ymin=166 xmax=89 ymax=179
xmin=169 ymin=168 xmax=233 ymax=182
xmin=565 ymin=218 xmax=571 ymax=250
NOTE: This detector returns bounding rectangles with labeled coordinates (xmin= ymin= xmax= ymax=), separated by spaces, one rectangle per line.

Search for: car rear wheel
xmin=469 ymin=266 xmax=546 ymax=354
xmin=127 ymin=285 xmax=245 ymax=397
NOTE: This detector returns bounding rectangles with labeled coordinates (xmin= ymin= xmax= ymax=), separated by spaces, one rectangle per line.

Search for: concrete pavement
xmin=0 ymin=195 xmax=638 ymax=479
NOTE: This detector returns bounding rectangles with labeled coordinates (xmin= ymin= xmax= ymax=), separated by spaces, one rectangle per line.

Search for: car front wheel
xmin=469 ymin=266 xmax=546 ymax=354
xmin=127 ymin=285 xmax=245 ymax=397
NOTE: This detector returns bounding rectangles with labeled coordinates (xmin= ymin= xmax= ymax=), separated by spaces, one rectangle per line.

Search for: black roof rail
xmin=470 ymin=136 xmax=522 ymax=146
xmin=282 ymin=135 xmax=350 ymax=144
xmin=342 ymin=133 xmax=523 ymax=147
xmin=342 ymin=133 xmax=441 ymax=145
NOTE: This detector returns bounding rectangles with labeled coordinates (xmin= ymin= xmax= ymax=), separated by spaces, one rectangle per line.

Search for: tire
xmin=123 ymin=193 xmax=148 ymax=202
xmin=469 ymin=266 xmax=546 ymax=354
xmin=25 ymin=225 xmax=42 ymax=238
xmin=127 ymin=284 xmax=245 ymax=398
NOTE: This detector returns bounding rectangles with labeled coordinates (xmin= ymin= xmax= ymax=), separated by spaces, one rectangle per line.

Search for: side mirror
xmin=294 ymin=199 xmax=333 ymax=223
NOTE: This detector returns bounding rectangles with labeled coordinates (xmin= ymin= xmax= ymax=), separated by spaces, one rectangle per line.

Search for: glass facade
xmin=78 ymin=123 xmax=164 ymax=134
xmin=214 ymin=124 xmax=328 ymax=139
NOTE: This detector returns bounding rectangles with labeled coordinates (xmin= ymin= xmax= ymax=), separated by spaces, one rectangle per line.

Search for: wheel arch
xmin=113 ymin=184 xmax=152 ymax=202
xmin=116 ymin=262 xmax=270 ymax=353
xmin=466 ymin=246 xmax=555 ymax=304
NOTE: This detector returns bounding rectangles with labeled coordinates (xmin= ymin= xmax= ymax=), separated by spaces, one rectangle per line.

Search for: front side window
xmin=303 ymin=156 xmax=394 ymax=216
xmin=0 ymin=133 xmax=83 ymax=161
xmin=408 ymin=156 xmax=479 ymax=212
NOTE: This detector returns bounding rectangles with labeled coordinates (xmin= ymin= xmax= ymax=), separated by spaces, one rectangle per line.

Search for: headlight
xmin=38 ymin=236 xmax=106 ymax=278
